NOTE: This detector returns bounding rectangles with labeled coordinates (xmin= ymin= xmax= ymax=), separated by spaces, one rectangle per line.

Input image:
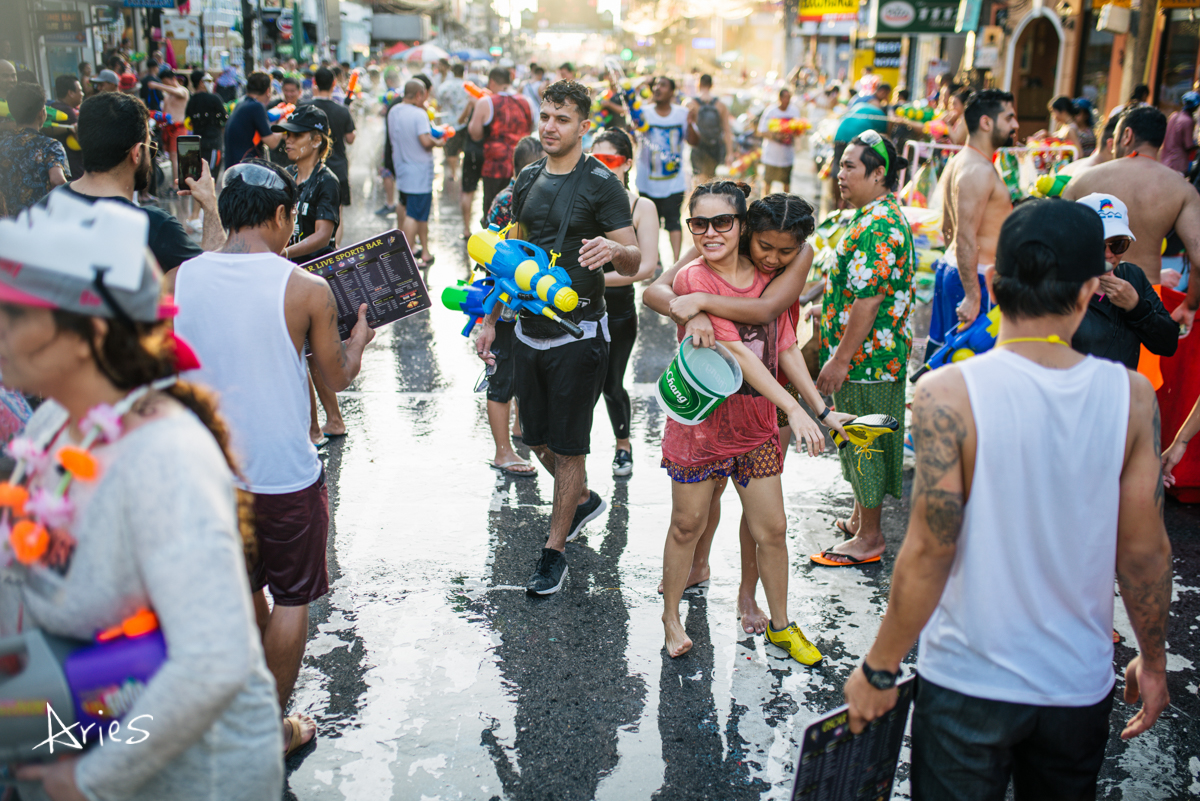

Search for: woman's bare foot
xmin=321 ymin=421 xmax=347 ymax=436
xmin=657 ymin=565 xmax=710 ymax=594
xmin=663 ymin=616 xmax=693 ymax=658
xmin=283 ymin=714 xmax=317 ymax=755
xmin=737 ymin=592 xmax=769 ymax=634
xmin=834 ymin=519 xmax=857 ymax=537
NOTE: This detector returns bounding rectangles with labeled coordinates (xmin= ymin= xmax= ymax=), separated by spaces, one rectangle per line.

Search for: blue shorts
xmin=399 ymin=191 xmax=432 ymax=222
xmin=929 ymin=260 xmax=992 ymax=347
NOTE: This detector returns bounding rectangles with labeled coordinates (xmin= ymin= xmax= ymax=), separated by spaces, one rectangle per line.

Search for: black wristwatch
xmin=818 ymin=406 xmax=832 ymax=422
xmin=861 ymin=660 xmax=900 ymax=690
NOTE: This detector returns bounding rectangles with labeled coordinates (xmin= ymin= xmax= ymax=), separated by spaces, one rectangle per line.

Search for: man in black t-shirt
xmin=225 ymin=72 xmax=282 ymax=165
xmin=48 ymin=74 xmax=84 ymax=178
xmin=475 ymin=80 xmax=640 ymax=597
xmin=302 ymin=68 xmax=356 ymax=206
xmin=41 ymin=91 xmax=222 ymax=270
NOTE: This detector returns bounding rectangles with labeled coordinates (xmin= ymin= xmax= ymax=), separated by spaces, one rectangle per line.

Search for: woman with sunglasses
xmin=658 ymin=181 xmax=851 ymax=664
xmin=591 ymin=128 xmax=659 ymax=477
xmin=645 ymin=192 xmax=839 ymax=633
xmin=810 ymin=130 xmax=915 ymax=568
xmin=1071 ymin=193 xmax=1177 ymax=369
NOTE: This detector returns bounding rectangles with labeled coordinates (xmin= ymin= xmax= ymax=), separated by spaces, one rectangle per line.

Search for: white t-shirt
xmin=758 ymin=102 xmax=802 ymax=167
xmin=387 ymin=101 xmax=434 ymax=194
xmin=634 ymin=104 xmax=690 ymax=198
xmin=523 ymin=79 xmax=544 ymax=111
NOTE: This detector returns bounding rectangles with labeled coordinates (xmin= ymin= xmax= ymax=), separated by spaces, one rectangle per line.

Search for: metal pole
xmin=241 ymin=0 xmax=255 ymax=70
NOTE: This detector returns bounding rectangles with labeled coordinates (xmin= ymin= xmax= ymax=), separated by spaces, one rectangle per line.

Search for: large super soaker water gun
xmin=896 ymin=103 xmax=936 ymax=123
xmin=343 ymin=71 xmax=359 ymax=107
xmin=1033 ymin=173 xmax=1071 ymax=198
xmin=464 ymin=81 xmax=492 ymax=100
xmin=617 ymin=78 xmax=651 ymax=133
xmin=267 ymin=103 xmax=294 ymax=124
xmin=911 ymin=306 xmax=1001 ymax=382
xmin=150 ymin=110 xmax=173 ymax=127
xmin=441 ymin=224 xmax=582 ymax=338
xmin=0 ymin=608 xmax=166 ymax=764
xmin=767 ymin=118 xmax=811 ymax=134
xmin=380 ymin=87 xmax=402 ymax=107
xmin=0 ymin=100 xmax=73 ymax=133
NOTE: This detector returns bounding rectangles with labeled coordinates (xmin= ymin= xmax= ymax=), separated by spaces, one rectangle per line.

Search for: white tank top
xmin=918 ymin=349 xmax=1130 ymax=706
xmin=174 ymin=252 xmax=321 ymax=494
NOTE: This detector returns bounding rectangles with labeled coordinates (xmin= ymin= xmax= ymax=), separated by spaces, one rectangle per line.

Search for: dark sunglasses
xmin=1105 ymin=237 xmax=1132 ymax=256
xmin=686 ymin=214 xmax=740 ymax=235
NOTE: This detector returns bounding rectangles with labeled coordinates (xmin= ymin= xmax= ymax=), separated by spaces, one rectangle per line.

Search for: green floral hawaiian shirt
xmin=819 ymin=194 xmax=916 ymax=382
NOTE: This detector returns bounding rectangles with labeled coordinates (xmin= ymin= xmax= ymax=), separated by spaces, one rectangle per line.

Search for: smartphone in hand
xmin=176 ymin=135 xmax=203 ymax=190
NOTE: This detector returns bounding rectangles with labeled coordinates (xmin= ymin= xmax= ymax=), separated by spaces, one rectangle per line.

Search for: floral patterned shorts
xmin=776 ymin=381 xmax=802 ymax=428
xmin=661 ymin=438 xmax=783 ymax=488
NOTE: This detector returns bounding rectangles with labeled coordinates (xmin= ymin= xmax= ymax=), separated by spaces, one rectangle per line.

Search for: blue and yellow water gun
xmin=911 ymin=306 xmax=1001 ymax=382
xmin=442 ymin=224 xmax=582 ymax=338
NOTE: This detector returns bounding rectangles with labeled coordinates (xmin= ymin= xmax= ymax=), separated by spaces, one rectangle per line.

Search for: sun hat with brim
xmin=272 ymin=104 xmax=329 ymax=134
xmin=1075 ymin=193 xmax=1136 ymax=242
xmin=0 ymin=193 xmax=164 ymax=323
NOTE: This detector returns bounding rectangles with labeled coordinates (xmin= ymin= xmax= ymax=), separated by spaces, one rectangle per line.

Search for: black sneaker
xmin=612 ymin=449 xmax=633 ymax=477
xmin=374 ymin=204 xmax=396 ymax=217
xmin=526 ymin=548 xmax=568 ymax=595
xmin=566 ymin=490 xmax=607 ymax=542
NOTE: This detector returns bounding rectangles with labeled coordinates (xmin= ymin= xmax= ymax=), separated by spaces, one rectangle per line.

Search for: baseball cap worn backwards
xmin=0 ymin=193 xmax=163 ymax=323
xmin=996 ymin=199 xmax=1106 ymax=282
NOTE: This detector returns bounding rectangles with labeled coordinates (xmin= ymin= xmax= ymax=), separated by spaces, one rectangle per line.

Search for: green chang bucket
xmin=655 ymin=336 xmax=744 ymax=425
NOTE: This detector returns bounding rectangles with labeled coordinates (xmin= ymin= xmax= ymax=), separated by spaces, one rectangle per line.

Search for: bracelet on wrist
xmin=818 ymin=406 xmax=832 ymax=422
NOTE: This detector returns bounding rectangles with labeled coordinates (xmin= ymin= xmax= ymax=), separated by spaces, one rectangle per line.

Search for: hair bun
xmin=734 ymin=181 xmax=752 ymax=198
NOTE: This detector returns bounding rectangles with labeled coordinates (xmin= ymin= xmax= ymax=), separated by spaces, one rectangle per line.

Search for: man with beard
xmin=39 ymin=92 xmax=223 ymax=270
xmin=929 ymin=90 xmax=1018 ymax=350
xmin=1064 ymin=105 xmax=1200 ymax=331
xmin=474 ymin=80 xmax=641 ymax=595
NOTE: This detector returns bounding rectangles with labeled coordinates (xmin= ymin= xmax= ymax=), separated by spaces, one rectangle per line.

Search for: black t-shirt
xmin=287 ymin=163 xmax=341 ymax=262
xmin=184 ymin=91 xmax=228 ymax=152
xmin=40 ymin=184 xmax=202 ymax=271
xmin=224 ymin=98 xmax=273 ymax=165
xmin=139 ymin=74 xmax=162 ymax=111
xmin=513 ymin=155 xmax=633 ymax=337
xmin=301 ymin=98 xmax=355 ymax=180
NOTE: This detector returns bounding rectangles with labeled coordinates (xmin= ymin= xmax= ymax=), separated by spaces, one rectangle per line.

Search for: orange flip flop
xmin=810 ymin=548 xmax=882 ymax=567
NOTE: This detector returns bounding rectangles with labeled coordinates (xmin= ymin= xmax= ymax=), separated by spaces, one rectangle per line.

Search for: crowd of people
xmin=0 ymin=46 xmax=1185 ymax=801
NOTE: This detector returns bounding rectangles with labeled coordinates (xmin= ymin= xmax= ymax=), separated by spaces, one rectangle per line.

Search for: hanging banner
xmin=870 ymin=0 xmax=962 ymax=35
xmin=799 ymin=0 xmax=859 ymax=23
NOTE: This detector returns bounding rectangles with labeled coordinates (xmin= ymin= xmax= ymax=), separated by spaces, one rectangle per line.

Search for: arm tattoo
xmin=1117 ymin=562 xmax=1172 ymax=666
xmin=911 ymin=388 xmax=967 ymax=546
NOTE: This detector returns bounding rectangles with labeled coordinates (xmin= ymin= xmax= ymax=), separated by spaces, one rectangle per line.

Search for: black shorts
xmin=515 ymin=332 xmax=609 ymax=455
xmin=462 ymin=150 xmax=484 ymax=194
xmin=249 ymin=470 xmax=330 ymax=607
xmin=486 ymin=320 xmax=517 ymax=404
xmin=647 ymin=192 xmax=684 ymax=232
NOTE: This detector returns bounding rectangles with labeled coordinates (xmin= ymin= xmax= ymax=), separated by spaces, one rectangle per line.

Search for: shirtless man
xmin=1064 ymin=105 xmax=1200 ymax=328
xmin=930 ymin=90 xmax=1018 ymax=348
xmin=1058 ymin=111 xmax=1120 ymax=178
xmin=149 ymin=68 xmax=190 ymax=183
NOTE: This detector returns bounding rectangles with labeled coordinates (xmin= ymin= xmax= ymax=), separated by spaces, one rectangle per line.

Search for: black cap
xmin=272 ymin=104 xmax=329 ymax=134
xmin=996 ymin=199 xmax=1106 ymax=282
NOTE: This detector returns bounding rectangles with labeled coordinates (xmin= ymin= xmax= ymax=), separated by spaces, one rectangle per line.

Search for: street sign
xmin=38 ymin=10 xmax=83 ymax=33
xmin=870 ymin=0 xmax=960 ymax=34
xmin=799 ymin=0 xmax=859 ymax=23
xmin=277 ymin=8 xmax=293 ymax=35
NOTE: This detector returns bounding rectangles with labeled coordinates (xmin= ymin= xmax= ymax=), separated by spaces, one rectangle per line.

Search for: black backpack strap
xmin=549 ymin=154 xmax=592 ymax=263
xmin=510 ymin=157 xmax=546 ymax=225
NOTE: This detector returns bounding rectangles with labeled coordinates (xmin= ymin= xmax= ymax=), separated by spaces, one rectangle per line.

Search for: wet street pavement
xmin=276 ymin=111 xmax=1200 ymax=800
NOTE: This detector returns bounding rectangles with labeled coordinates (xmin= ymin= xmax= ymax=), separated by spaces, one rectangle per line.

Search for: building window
xmin=1158 ymin=9 xmax=1200 ymax=112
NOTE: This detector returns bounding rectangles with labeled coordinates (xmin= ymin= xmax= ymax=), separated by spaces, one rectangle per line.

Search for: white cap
xmin=1075 ymin=193 xmax=1136 ymax=242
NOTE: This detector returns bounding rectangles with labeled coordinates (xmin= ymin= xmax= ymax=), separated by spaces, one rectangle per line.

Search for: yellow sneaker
xmin=831 ymin=414 xmax=900 ymax=451
xmin=766 ymin=622 xmax=823 ymax=666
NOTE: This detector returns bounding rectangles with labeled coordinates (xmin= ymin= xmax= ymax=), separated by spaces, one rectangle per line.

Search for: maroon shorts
xmin=250 ymin=470 xmax=330 ymax=606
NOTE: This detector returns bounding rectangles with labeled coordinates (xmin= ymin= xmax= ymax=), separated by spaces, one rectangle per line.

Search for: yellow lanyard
xmin=996 ymin=335 xmax=1070 ymax=347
